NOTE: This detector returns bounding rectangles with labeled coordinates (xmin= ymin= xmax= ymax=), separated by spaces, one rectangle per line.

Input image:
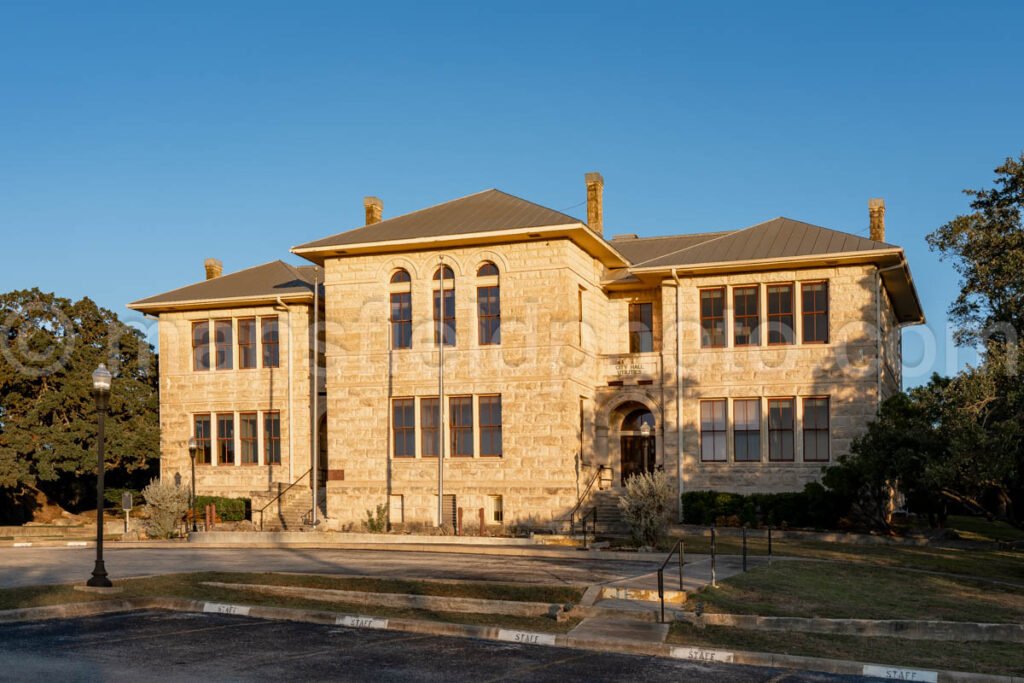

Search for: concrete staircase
xmin=586 ymin=490 xmax=630 ymax=536
xmin=253 ymin=484 xmax=326 ymax=531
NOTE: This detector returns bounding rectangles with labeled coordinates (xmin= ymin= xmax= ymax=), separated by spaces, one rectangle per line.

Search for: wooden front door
xmin=620 ymin=435 xmax=655 ymax=485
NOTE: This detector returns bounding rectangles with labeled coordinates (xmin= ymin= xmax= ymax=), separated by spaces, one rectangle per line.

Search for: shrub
xmin=681 ymin=483 xmax=848 ymax=529
xmin=363 ymin=503 xmax=388 ymax=533
xmin=141 ymin=478 xmax=190 ymax=539
xmin=194 ymin=496 xmax=250 ymax=522
xmin=618 ymin=471 xmax=673 ymax=548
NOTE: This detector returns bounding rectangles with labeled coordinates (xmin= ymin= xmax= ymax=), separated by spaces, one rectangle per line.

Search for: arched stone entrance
xmin=619 ymin=407 xmax=656 ymax=485
xmin=596 ymin=396 xmax=662 ymax=488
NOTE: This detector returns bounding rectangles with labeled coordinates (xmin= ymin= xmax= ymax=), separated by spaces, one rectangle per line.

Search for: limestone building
xmin=129 ymin=175 xmax=923 ymax=530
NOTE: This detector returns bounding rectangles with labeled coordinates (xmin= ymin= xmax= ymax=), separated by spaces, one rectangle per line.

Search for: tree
xmin=927 ymin=153 xmax=1024 ymax=346
xmin=0 ymin=289 xmax=159 ymax=513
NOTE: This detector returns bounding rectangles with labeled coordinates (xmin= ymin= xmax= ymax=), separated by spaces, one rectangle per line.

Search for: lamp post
xmin=640 ymin=422 xmax=652 ymax=474
xmin=187 ymin=437 xmax=198 ymax=532
xmin=87 ymin=363 xmax=113 ymax=588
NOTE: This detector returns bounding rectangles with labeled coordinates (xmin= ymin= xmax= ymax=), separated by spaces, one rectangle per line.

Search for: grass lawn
xmin=668 ymin=623 xmax=1024 ymax=677
xmin=686 ymin=560 xmax=1024 ymax=623
xmin=0 ymin=572 xmax=579 ymax=633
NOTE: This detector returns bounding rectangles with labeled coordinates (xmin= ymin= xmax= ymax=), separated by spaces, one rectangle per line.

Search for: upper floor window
xmin=801 ymin=282 xmax=829 ymax=344
xmin=433 ymin=265 xmax=455 ymax=281
xmin=391 ymin=269 xmax=411 ymax=284
xmin=261 ymin=317 xmax=280 ymax=368
xmin=478 ymin=285 xmax=500 ymax=345
xmin=733 ymin=286 xmax=759 ymax=347
xmin=628 ymin=303 xmax=653 ymax=353
xmin=477 ymin=262 xmax=499 ymax=277
xmin=734 ymin=399 xmax=761 ymax=462
xmin=700 ymin=399 xmax=727 ymax=462
xmin=767 ymin=284 xmax=795 ymax=345
xmin=479 ymin=395 xmax=502 ymax=457
xmin=192 ymin=322 xmax=210 ymax=371
xmin=238 ymin=318 xmax=257 ymax=369
xmin=700 ymin=288 xmax=726 ymax=348
xmin=193 ymin=414 xmax=212 ymax=464
xmin=450 ymin=396 xmax=473 ymax=457
xmin=214 ymin=320 xmax=233 ymax=370
xmin=433 ymin=266 xmax=456 ymax=347
xmin=392 ymin=398 xmax=415 ymax=457
xmin=768 ymin=398 xmax=795 ymax=461
xmin=803 ymin=397 xmax=830 ymax=461
xmin=391 ymin=292 xmax=412 ymax=349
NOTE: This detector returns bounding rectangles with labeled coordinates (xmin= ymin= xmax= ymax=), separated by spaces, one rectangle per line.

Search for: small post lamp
xmin=640 ymin=422 xmax=652 ymax=473
xmin=187 ymin=437 xmax=198 ymax=532
xmin=87 ymin=363 xmax=113 ymax=588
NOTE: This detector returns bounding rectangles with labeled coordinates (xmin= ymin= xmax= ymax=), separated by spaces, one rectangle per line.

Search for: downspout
xmin=672 ymin=268 xmax=684 ymax=523
xmin=311 ymin=267 xmax=319 ymax=526
xmin=275 ymin=296 xmax=294 ymax=482
xmin=875 ymin=261 xmax=906 ymax=411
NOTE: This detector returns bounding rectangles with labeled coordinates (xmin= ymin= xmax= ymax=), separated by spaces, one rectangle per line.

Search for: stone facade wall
xmin=157 ymin=303 xmax=315 ymax=499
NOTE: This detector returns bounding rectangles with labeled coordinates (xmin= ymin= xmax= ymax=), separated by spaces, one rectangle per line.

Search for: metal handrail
xmin=255 ymin=469 xmax=312 ymax=530
xmin=656 ymin=537 xmax=685 ymax=623
xmin=569 ymin=465 xmax=606 ymax=535
xmin=580 ymin=506 xmax=597 ymax=550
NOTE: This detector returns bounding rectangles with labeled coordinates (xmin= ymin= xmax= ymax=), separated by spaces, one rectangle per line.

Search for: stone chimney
xmin=868 ymin=198 xmax=886 ymax=242
xmin=204 ymin=258 xmax=223 ymax=280
xmin=364 ymin=196 xmax=383 ymax=225
xmin=585 ymin=172 xmax=604 ymax=235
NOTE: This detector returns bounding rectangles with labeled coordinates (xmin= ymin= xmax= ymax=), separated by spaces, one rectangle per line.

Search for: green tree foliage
xmin=0 ymin=289 xmax=159 ymax=510
xmin=618 ymin=470 xmax=672 ymax=548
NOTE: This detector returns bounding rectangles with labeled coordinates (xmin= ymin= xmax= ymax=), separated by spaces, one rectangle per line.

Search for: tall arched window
xmin=390 ymin=269 xmax=412 ymax=349
xmin=433 ymin=266 xmax=455 ymax=346
xmin=477 ymin=262 xmax=500 ymax=345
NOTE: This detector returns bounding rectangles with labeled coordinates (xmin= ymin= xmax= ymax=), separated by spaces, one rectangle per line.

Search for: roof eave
xmin=127 ymin=292 xmax=314 ymax=314
xmin=627 ymin=248 xmax=907 ymax=275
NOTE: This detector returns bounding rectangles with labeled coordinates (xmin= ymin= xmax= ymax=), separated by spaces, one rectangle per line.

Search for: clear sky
xmin=2 ymin=1 xmax=1022 ymax=386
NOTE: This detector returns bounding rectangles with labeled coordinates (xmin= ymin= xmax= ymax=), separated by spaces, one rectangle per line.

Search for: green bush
xmin=194 ymin=495 xmax=250 ymax=522
xmin=682 ymin=483 xmax=847 ymax=529
xmin=141 ymin=478 xmax=190 ymax=539
xmin=363 ymin=503 xmax=388 ymax=533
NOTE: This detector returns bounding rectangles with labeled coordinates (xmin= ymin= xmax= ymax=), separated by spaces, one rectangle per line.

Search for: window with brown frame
xmin=264 ymin=412 xmax=281 ymax=465
xmin=193 ymin=414 xmax=212 ymax=464
xmin=477 ymin=285 xmax=500 ymax=345
xmin=420 ymin=397 xmax=439 ymax=457
xmin=489 ymin=494 xmax=504 ymax=524
xmin=392 ymin=398 xmax=415 ymax=457
xmin=768 ymin=398 xmax=795 ymax=461
xmin=238 ymin=318 xmax=257 ymax=369
xmin=477 ymin=262 xmax=499 ymax=277
xmin=479 ymin=395 xmax=502 ymax=457
xmin=700 ymin=288 xmax=726 ymax=348
xmin=433 ymin=266 xmax=456 ymax=347
xmin=767 ymin=284 xmax=795 ymax=345
xmin=450 ymin=396 xmax=473 ymax=457
xmin=700 ymin=399 xmax=727 ymax=462
xmin=192 ymin=322 xmax=210 ymax=371
xmin=733 ymin=286 xmax=760 ymax=346
xmin=214 ymin=320 xmax=233 ymax=370
xmin=733 ymin=399 xmax=761 ymax=462
xmin=803 ymin=397 xmax=830 ymax=462
xmin=240 ymin=413 xmax=258 ymax=464
xmin=216 ymin=413 xmax=234 ymax=465
xmin=261 ymin=317 xmax=280 ymax=368
xmin=801 ymin=282 xmax=829 ymax=343
xmin=391 ymin=269 xmax=411 ymax=283
xmin=628 ymin=302 xmax=653 ymax=353
xmin=390 ymin=292 xmax=412 ymax=349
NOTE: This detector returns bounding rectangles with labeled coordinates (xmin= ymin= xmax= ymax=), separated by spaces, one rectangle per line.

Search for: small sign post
xmin=121 ymin=492 xmax=133 ymax=533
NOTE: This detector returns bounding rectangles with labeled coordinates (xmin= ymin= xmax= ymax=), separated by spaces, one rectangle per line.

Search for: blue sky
xmin=2 ymin=1 xmax=1022 ymax=386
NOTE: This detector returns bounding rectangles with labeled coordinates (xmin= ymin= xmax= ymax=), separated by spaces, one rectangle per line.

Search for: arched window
xmin=390 ymin=269 xmax=411 ymax=284
xmin=621 ymin=408 xmax=655 ymax=432
xmin=390 ymin=269 xmax=412 ymax=349
xmin=477 ymin=263 xmax=500 ymax=345
xmin=433 ymin=266 xmax=455 ymax=346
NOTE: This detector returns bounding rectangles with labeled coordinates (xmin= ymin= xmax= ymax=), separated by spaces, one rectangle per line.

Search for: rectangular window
xmin=628 ymin=302 xmax=653 ymax=353
xmin=450 ymin=396 xmax=473 ymax=457
xmin=264 ymin=412 xmax=281 ymax=465
xmin=768 ymin=399 xmax=795 ymax=462
xmin=479 ymin=395 xmax=502 ymax=457
xmin=193 ymin=414 xmax=212 ymax=464
xmin=700 ymin=288 xmax=726 ymax=348
xmin=392 ymin=398 xmax=415 ymax=458
xmin=578 ymin=286 xmax=584 ymax=345
xmin=240 ymin=412 xmax=258 ymax=464
xmin=433 ymin=289 xmax=455 ymax=346
xmin=477 ymin=285 xmax=501 ymax=345
xmin=700 ymin=399 xmax=727 ymax=462
xmin=490 ymin=494 xmax=504 ymax=524
xmin=216 ymin=413 xmax=235 ymax=465
xmin=767 ymin=284 xmax=795 ymax=345
xmin=261 ymin=317 xmax=280 ymax=368
xmin=733 ymin=399 xmax=761 ymax=462
xmin=733 ymin=286 xmax=760 ymax=347
xmin=389 ymin=494 xmax=404 ymax=524
xmin=214 ymin=320 xmax=233 ymax=370
xmin=192 ymin=322 xmax=210 ymax=371
xmin=238 ymin=318 xmax=257 ymax=369
xmin=802 ymin=282 xmax=829 ymax=344
xmin=421 ymin=397 xmax=440 ymax=457
xmin=390 ymin=292 xmax=412 ymax=349
xmin=803 ymin=397 xmax=830 ymax=462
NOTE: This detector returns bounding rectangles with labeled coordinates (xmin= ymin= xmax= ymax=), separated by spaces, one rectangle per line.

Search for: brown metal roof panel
xmin=129 ymin=260 xmax=314 ymax=308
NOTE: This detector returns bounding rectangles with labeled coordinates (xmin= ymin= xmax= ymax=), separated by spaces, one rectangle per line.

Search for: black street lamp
xmin=87 ymin=363 xmax=113 ymax=588
xmin=188 ymin=437 xmax=198 ymax=532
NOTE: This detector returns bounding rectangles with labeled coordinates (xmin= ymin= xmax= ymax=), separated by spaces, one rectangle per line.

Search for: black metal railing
xmin=568 ymin=465 xmax=606 ymax=536
xmin=255 ymin=469 xmax=311 ymax=531
xmin=579 ymin=507 xmax=598 ymax=549
xmin=656 ymin=537 xmax=685 ymax=623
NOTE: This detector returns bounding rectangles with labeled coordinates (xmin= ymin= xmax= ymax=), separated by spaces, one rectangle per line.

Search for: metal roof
xmin=128 ymin=260 xmax=316 ymax=311
xmin=609 ymin=231 xmax=733 ymax=265
xmin=294 ymin=189 xmax=582 ymax=251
